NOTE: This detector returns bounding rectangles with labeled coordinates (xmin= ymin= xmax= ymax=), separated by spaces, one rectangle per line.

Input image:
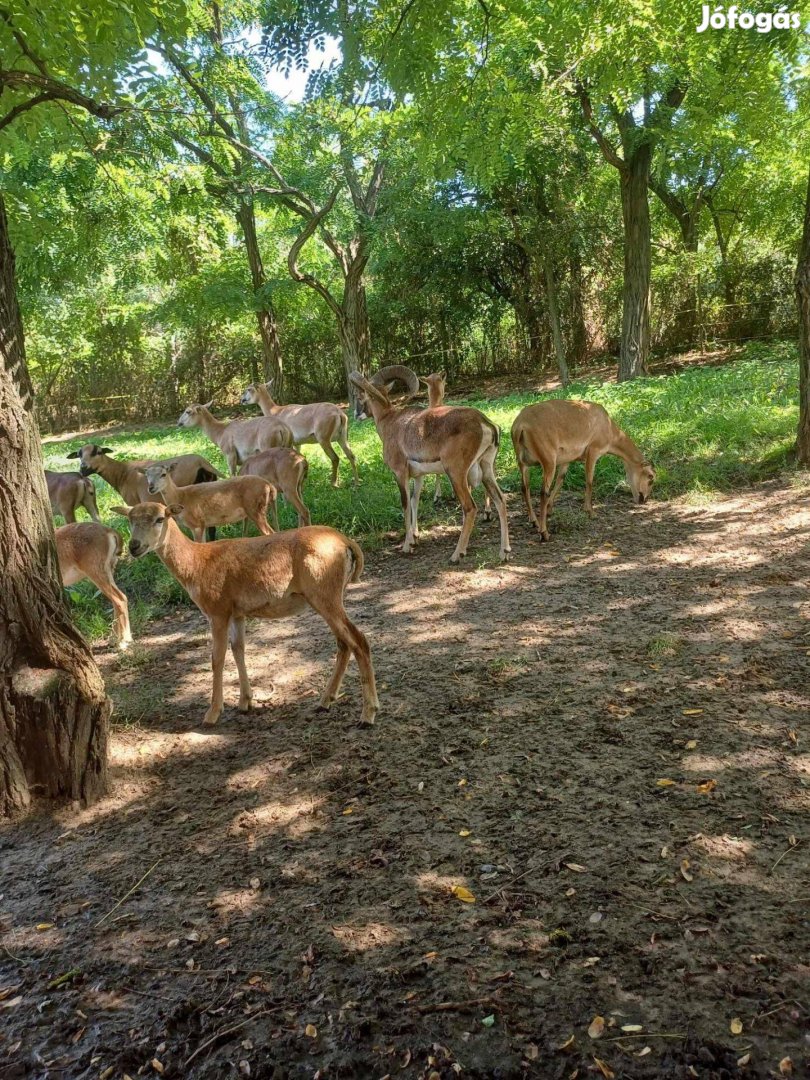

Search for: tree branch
xmin=207 ymin=130 xmax=316 ymax=216
xmin=171 ymin=132 xmax=229 ymax=178
xmin=150 ymin=39 xmax=238 ymax=143
xmin=649 ymin=81 xmax=688 ymax=128
xmin=575 ymin=83 xmax=624 ymax=171
xmin=0 ymin=69 xmax=121 ymax=121
xmin=0 ymin=90 xmax=57 ymax=131
xmin=0 ymin=7 xmax=48 ymax=76
xmin=365 ymin=158 xmax=386 ymax=217
xmin=287 ymin=186 xmax=344 ymax=318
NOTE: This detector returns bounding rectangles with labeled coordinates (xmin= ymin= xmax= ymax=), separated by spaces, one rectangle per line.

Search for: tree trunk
xmin=236 ymin=200 xmax=283 ymax=394
xmin=340 ymin=266 xmax=371 ymax=415
xmin=544 ymin=253 xmax=570 ymax=385
xmin=619 ymin=143 xmax=653 ymax=380
xmin=675 ymin=212 xmax=700 ymax=346
xmin=0 ymin=195 xmax=110 ymax=816
xmin=568 ymin=251 xmax=588 ymax=365
xmin=796 ymin=167 xmax=810 ymax=466
xmin=708 ymin=200 xmax=737 ymax=309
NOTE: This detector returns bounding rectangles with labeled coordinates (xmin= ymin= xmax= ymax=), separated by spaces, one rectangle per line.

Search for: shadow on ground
xmin=1 ymin=480 xmax=809 ymax=1079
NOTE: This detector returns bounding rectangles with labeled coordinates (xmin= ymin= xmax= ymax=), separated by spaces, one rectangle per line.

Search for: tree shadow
xmin=1 ymin=479 xmax=809 ymax=1078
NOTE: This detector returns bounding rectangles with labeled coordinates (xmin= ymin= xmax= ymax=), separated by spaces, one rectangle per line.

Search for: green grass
xmin=42 ymin=341 xmax=800 ymax=642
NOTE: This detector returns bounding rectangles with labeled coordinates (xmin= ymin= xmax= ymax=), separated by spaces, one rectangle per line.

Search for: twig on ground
xmin=185 ymin=1008 xmax=280 ymax=1067
xmin=615 ymin=894 xmax=682 ymax=922
xmin=481 ymin=851 xmax=563 ymax=905
xmin=1 ymin=942 xmax=29 ymax=965
xmin=607 ymin=1033 xmax=687 ymax=1042
xmin=769 ymin=837 xmax=802 ymax=875
xmin=751 ymin=1000 xmax=805 ymax=1026
xmin=95 ymin=857 xmax=162 ymax=927
xmin=415 ymin=997 xmax=499 ymax=1015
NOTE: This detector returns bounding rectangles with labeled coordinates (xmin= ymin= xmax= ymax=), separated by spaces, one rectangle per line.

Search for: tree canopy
xmin=2 ymin=0 xmax=808 ymax=424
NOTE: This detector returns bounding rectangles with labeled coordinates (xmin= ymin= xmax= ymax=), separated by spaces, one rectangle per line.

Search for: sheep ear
xmin=110 ymin=505 xmax=130 ymax=518
xmin=66 ymin=450 xmax=80 ymax=459
xmin=167 ymin=503 xmax=185 ymax=517
xmin=99 ymin=447 xmax=113 ymax=454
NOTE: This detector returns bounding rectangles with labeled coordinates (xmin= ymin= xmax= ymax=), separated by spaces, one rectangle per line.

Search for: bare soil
xmin=2 ymin=480 xmax=809 ymax=1079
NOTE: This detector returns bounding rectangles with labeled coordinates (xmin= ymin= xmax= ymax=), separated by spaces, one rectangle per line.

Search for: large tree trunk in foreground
xmin=796 ymin=167 xmax=810 ymax=466
xmin=619 ymin=144 xmax=652 ymax=381
xmin=236 ymin=200 xmax=284 ymax=394
xmin=0 ymin=195 xmax=110 ymax=816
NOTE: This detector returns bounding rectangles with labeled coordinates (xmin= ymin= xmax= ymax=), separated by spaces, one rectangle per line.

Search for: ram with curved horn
xmin=368 ymin=365 xmax=421 ymax=398
xmin=350 ymin=366 xmax=510 ymax=564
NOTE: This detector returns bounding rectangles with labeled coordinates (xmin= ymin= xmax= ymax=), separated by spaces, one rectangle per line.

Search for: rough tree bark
xmin=0 ymin=195 xmax=110 ymax=816
xmin=236 ymin=199 xmax=283 ymax=392
xmin=340 ymin=267 xmax=371 ymax=386
xmin=568 ymin=251 xmax=589 ymax=365
xmin=619 ymin=142 xmax=652 ymax=380
xmin=543 ymin=254 xmax=570 ymax=385
xmin=578 ymin=82 xmax=686 ymax=380
xmin=796 ymin=166 xmax=810 ymax=466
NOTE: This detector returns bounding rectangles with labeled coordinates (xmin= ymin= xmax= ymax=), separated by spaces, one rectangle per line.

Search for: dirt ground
xmin=2 ymin=480 xmax=809 ymax=1079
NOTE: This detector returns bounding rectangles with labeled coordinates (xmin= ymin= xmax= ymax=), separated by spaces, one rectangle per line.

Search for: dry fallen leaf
xmin=656 ymin=779 xmax=676 ymax=788
xmin=451 ymin=885 xmax=476 ymax=904
xmin=564 ymin=863 xmax=587 ymax=873
xmin=593 ymin=1056 xmax=615 ymax=1079
xmin=682 ymin=709 xmax=704 ymax=716
xmin=730 ymin=1017 xmax=743 ymax=1035
xmin=696 ymin=779 xmax=717 ymax=794
xmin=621 ymin=1024 xmax=643 ymax=1033
xmin=636 ymin=1046 xmax=652 ymax=1057
xmin=458 ymin=778 xmax=468 ymax=787
xmin=35 ymin=922 xmax=55 ymax=931
xmin=779 ymin=1057 xmax=793 ymax=1076
xmin=459 ymin=829 xmax=471 ymax=837
xmin=151 ymin=1059 xmax=165 ymax=1075
xmin=305 ymin=1024 xmax=318 ymax=1038
xmin=524 ymin=1043 xmax=539 ymax=1061
xmin=737 ymin=1053 xmax=750 ymax=1067
xmin=342 ymin=807 xmax=353 ymax=815
xmin=680 ymin=859 xmax=693 ymax=882
xmin=588 ymin=1016 xmax=605 ymax=1039
xmin=685 ymin=740 xmax=698 ymax=750
xmin=557 ymin=1035 xmax=576 ymax=1053
xmin=0 ymin=996 xmax=22 ymax=1010
xmin=787 ymin=730 xmax=798 ymax=745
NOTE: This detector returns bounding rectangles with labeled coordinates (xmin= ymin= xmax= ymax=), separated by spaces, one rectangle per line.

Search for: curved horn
xmin=369 ymin=365 xmax=420 ymax=396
